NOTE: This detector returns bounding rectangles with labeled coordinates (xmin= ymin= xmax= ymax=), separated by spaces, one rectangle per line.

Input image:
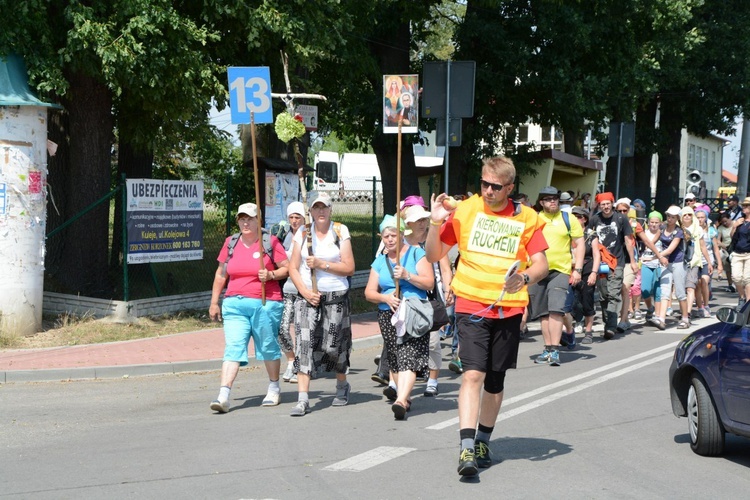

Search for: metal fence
xmin=45 ymin=176 xmax=384 ymax=301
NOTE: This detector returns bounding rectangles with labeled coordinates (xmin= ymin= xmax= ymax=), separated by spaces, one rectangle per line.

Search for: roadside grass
xmin=1 ymin=288 xmax=373 ymax=350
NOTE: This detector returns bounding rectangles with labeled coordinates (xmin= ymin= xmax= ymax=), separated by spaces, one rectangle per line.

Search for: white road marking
xmin=426 ymin=341 xmax=679 ymax=430
xmin=495 ymin=351 xmax=674 ymax=423
xmin=323 ymin=446 xmax=416 ymax=472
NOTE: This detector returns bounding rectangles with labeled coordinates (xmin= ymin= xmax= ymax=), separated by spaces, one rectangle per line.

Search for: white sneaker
xmin=282 ymin=365 xmax=294 ymax=382
xmin=210 ymin=400 xmax=229 ymax=413
xmin=261 ymin=391 xmax=280 ymax=406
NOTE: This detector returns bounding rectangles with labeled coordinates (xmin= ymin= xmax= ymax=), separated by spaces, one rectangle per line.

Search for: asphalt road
xmin=2 ymin=315 xmax=749 ymax=499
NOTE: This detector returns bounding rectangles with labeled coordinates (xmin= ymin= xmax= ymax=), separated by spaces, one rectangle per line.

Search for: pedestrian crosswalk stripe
xmin=323 ymin=446 xmax=416 ymax=472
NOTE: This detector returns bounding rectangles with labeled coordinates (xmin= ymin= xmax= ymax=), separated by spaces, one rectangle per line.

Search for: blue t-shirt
xmin=371 ymin=246 xmax=427 ymax=310
xmin=659 ymin=227 xmax=685 ymax=263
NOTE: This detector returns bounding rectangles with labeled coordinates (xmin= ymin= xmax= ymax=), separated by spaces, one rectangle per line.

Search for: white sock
xmin=427 ymin=378 xmax=438 ymax=388
xmin=269 ymin=380 xmax=280 ymax=393
xmin=388 ymin=380 xmax=397 ymax=390
xmin=298 ymin=392 xmax=309 ymax=403
xmin=218 ymin=386 xmax=231 ymax=403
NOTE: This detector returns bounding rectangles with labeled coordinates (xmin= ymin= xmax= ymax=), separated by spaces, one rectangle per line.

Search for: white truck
xmin=313 ymin=151 xmax=381 ymax=198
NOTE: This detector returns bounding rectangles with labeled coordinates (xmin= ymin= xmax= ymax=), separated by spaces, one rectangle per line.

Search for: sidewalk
xmin=1 ymin=287 xmax=738 ymax=384
xmin=0 ymin=312 xmax=383 ymax=383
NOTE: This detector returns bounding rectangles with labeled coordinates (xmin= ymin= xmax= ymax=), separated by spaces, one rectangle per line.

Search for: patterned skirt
xmin=278 ymin=294 xmax=296 ymax=354
xmin=293 ymin=291 xmax=352 ymax=376
xmin=378 ymin=309 xmax=428 ymax=374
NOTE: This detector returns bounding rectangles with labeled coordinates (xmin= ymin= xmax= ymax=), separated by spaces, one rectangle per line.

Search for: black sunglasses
xmin=616 ymin=209 xmax=629 ymax=213
xmin=540 ymin=196 xmax=559 ymax=202
xmin=480 ymin=178 xmax=505 ymax=191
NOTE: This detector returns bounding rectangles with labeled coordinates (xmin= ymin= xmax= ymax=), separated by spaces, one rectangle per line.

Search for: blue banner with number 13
xmin=228 ymin=67 xmax=273 ymax=124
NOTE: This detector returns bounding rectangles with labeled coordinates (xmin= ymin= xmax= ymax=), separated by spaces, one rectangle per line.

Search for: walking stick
xmin=250 ymin=111 xmax=266 ymax=305
xmin=297 ymin=154 xmax=318 ymax=293
xmin=395 ymin=119 xmax=403 ymax=297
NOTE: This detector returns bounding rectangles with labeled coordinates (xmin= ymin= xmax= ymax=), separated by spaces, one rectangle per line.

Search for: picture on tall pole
xmin=383 ymin=74 xmax=419 ymax=134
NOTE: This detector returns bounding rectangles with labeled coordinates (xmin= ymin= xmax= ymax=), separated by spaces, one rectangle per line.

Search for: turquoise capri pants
xmin=221 ymin=295 xmax=283 ymax=365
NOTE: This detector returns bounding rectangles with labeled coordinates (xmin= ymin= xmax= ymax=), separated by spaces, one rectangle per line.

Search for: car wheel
xmin=687 ymin=374 xmax=725 ymax=456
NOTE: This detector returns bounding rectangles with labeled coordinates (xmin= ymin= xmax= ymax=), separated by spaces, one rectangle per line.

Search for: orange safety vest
xmin=451 ymin=195 xmax=543 ymax=307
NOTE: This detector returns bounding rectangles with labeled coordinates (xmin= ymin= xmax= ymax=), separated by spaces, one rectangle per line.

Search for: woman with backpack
xmin=278 ymin=202 xmax=306 ymax=383
xmin=287 ymin=191 xmax=355 ymax=416
xmin=208 ymin=203 xmax=289 ymax=413
xmin=570 ymin=206 xmax=601 ymax=344
xmin=650 ymin=206 xmax=688 ymax=329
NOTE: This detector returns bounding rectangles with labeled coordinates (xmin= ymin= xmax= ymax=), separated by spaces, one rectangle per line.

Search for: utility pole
xmin=737 ymin=118 xmax=750 ymax=199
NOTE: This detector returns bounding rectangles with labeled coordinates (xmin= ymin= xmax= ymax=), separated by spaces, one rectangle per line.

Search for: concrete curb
xmin=0 ymin=333 xmax=385 ymax=384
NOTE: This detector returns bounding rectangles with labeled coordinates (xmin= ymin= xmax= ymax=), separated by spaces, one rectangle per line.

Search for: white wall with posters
xmin=264 ymin=171 xmax=300 ymax=228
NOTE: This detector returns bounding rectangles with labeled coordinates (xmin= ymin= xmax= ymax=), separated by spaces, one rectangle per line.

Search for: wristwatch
xmin=574 ymin=268 xmax=583 ymax=274
xmin=325 ymin=263 xmax=330 ymax=271
xmin=522 ymin=273 xmax=530 ymax=284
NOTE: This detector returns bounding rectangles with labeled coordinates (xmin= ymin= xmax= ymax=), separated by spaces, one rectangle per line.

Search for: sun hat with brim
xmin=236 ymin=202 xmax=258 ymax=217
xmin=403 ymin=205 xmax=431 ymax=224
xmin=571 ymin=206 xmax=589 ymax=217
xmin=379 ymin=214 xmax=405 ymax=233
xmin=309 ymin=191 xmax=333 ymax=207
xmin=665 ymin=206 xmax=682 ymax=216
xmin=538 ymin=186 xmax=559 ymax=198
xmin=559 ymin=192 xmax=573 ymax=202
xmin=742 ymin=197 xmax=750 ymax=206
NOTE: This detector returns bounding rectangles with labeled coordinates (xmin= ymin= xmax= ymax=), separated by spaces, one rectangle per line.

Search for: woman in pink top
xmin=208 ymin=202 xmax=289 ymax=413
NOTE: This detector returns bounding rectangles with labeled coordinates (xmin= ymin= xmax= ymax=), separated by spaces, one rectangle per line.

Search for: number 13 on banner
xmin=228 ymin=67 xmax=273 ymax=124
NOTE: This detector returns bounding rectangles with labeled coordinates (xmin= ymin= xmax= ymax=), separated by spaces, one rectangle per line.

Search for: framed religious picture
xmin=383 ymin=74 xmax=418 ymax=134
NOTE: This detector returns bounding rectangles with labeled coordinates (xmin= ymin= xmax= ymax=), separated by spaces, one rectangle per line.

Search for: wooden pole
xmin=250 ymin=112 xmax=266 ymax=305
xmin=297 ymin=159 xmax=318 ymax=293
xmin=395 ymin=119 xmax=403 ymax=297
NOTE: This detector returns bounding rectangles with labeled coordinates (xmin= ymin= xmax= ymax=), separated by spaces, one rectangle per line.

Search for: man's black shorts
xmin=456 ymin=313 xmax=522 ymax=373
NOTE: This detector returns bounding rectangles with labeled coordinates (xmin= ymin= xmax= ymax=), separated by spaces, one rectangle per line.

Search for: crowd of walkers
xmin=205 ymin=156 xmax=747 ymax=478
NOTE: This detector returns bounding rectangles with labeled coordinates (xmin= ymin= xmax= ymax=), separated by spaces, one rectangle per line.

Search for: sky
xmin=723 ymin=118 xmax=743 ymax=174
xmin=209 ymin=103 xmax=241 ymax=146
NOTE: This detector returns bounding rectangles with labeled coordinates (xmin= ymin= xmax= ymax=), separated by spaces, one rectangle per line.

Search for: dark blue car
xmin=669 ymin=306 xmax=750 ymax=456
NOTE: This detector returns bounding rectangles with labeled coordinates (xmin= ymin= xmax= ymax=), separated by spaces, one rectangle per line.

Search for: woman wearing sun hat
xmin=365 ymin=214 xmax=434 ymax=420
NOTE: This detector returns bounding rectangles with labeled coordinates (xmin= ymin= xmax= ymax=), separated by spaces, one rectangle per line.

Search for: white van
xmin=313 ymin=150 xmax=443 ymax=200
xmin=313 ymin=151 xmax=381 ymax=200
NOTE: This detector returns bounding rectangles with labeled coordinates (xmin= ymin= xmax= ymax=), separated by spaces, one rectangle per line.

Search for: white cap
xmin=665 ymin=205 xmax=682 ymax=216
xmin=684 ymin=192 xmax=696 ymax=200
xmin=236 ymin=202 xmax=257 ymax=217
xmin=615 ymin=197 xmax=631 ymax=209
xmin=287 ymin=201 xmax=305 ymax=217
xmin=403 ymin=205 xmax=431 ymax=224
xmin=308 ymin=191 xmax=332 ymax=207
